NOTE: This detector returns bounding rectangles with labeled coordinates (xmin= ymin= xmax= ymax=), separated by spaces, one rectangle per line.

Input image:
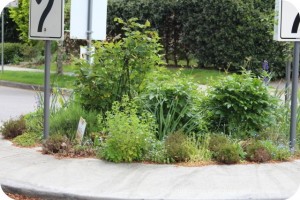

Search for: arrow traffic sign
xmin=29 ymin=0 xmax=64 ymax=40
xmin=274 ymin=0 xmax=300 ymax=41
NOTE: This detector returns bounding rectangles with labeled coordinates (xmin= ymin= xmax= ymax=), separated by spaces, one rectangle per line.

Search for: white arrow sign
xmin=29 ymin=0 xmax=64 ymax=40
xmin=274 ymin=0 xmax=300 ymax=41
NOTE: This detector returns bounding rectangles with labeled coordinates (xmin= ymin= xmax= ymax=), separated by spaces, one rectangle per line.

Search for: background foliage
xmin=107 ymin=0 xmax=290 ymax=77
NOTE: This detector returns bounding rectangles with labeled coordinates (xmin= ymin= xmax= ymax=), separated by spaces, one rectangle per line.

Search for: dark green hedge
xmin=107 ymin=0 xmax=291 ymax=77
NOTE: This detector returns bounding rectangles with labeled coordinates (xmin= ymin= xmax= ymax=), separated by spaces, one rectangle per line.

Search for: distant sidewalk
xmin=1 ymin=65 xmax=74 ymax=76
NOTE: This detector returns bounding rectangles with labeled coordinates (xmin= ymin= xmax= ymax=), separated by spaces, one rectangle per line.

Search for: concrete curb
xmin=0 ymin=80 xmax=73 ymax=96
xmin=1 ymin=180 xmax=122 ymax=200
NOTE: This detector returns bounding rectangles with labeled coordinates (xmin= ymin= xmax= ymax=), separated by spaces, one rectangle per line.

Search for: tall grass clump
xmin=139 ymin=69 xmax=205 ymax=140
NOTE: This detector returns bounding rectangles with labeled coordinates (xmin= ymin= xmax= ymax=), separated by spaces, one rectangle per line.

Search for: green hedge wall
xmin=107 ymin=0 xmax=291 ymax=77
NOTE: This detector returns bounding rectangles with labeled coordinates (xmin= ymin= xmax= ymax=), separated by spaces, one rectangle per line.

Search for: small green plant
xmin=189 ymin=133 xmax=212 ymax=162
xmin=260 ymin=140 xmax=291 ymax=161
xmin=140 ymin=69 xmax=204 ymax=140
xmin=50 ymin=103 xmax=98 ymax=141
xmin=164 ymin=131 xmax=198 ymax=162
xmin=245 ymin=140 xmax=272 ymax=163
xmin=208 ymin=134 xmax=230 ymax=157
xmin=0 ymin=116 xmax=26 ymax=139
xmin=144 ymin=139 xmax=170 ymax=164
xmin=100 ymin=97 xmax=156 ymax=163
xmin=215 ymin=143 xmax=242 ymax=164
xmin=12 ymin=132 xmax=41 ymax=147
xmin=42 ymin=134 xmax=71 ymax=155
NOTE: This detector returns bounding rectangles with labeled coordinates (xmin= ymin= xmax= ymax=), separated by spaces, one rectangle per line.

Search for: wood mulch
xmin=6 ymin=193 xmax=41 ymax=200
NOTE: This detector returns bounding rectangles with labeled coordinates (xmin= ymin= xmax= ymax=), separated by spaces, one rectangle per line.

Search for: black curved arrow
xmin=292 ymin=13 xmax=300 ymax=33
xmin=38 ymin=0 xmax=54 ymax=32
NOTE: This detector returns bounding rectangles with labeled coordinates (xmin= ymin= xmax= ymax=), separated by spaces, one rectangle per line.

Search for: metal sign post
xmin=44 ymin=40 xmax=51 ymax=139
xmin=30 ymin=0 xmax=64 ymax=139
xmin=1 ymin=10 xmax=3 ymax=74
xmin=290 ymin=42 xmax=299 ymax=153
xmin=86 ymin=0 xmax=93 ymax=65
xmin=70 ymin=0 xmax=107 ymax=64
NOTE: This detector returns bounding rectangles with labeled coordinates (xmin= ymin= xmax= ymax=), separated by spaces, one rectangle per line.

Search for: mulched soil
xmin=6 ymin=193 xmax=41 ymax=200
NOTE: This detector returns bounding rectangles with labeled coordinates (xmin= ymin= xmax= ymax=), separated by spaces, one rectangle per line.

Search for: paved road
xmin=0 ymin=86 xmax=37 ymax=126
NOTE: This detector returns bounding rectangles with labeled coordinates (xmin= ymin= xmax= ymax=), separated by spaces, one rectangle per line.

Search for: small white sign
xmin=29 ymin=0 xmax=64 ymax=40
xmin=76 ymin=117 xmax=87 ymax=142
xmin=70 ymin=0 xmax=107 ymax=40
xmin=274 ymin=0 xmax=300 ymax=41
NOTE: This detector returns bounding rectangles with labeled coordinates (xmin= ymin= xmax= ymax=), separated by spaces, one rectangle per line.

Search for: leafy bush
xmin=100 ymin=97 xmax=156 ymax=163
xmin=215 ymin=143 xmax=242 ymax=164
xmin=203 ymin=71 xmax=278 ymax=138
xmin=260 ymin=140 xmax=291 ymax=161
xmin=187 ymin=133 xmax=212 ymax=162
xmin=42 ymin=134 xmax=71 ymax=155
xmin=245 ymin=140 xmax=272 ymax=163
xmin=75 ymin=18 xmax=163 ymax=112
xmin=144 ymin=139 xmax=170 ymax=164
xmin=50 ymin=103 xmax=98 ymax=141
xmin=139 ymin=69 xmax=204 ymax=140
xmin=164 ymin=131 xmax=197 ymax=162
xmin=12 ymin=132 xmax=41 ymax=147
xmin=23 ymin=110 xmax=43 ymax=133
xmin=0 ymin=116 xmax=26 ymax=139
xmin=0 ymin=43 xmax=23 ymax=64
xmin=208 ymin=134 xmax=230 ymax=157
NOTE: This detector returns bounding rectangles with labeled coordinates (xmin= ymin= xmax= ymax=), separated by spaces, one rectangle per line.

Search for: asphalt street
xmin=0 ymin=86 xmax=37 ymax=126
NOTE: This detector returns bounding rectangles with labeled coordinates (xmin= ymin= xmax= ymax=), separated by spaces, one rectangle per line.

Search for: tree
xmin=0 ymin=8 xmax=20 ymax=43
xmin=9 ymin=0 xmax=29 ymax=43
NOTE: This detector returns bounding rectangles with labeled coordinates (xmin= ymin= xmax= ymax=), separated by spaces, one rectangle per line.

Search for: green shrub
xmin=164 ymin=131 xmax=197 ymax=162
xmin=0 ymin=43 xmax=23 ymax=64
xmin=42 ymin=134 xmax=71 ymax=155
xmin=0 ymin=116 xmax=26 ymax=139
xmin=50 ymin=103 xmax=98 ymax=141
xmin=139 ymin=69 xmax=204 ymax=140
xmin=245 ymin=140 xmax=272 ymax=163
xmin=100 ymin=97 xmax=156 ymax=163
xmin=203 ymin=71 xmax=278 ymax=138
xmin=75 ymin=18 xmax=163 ymax=112
xmin=12 ymin=132 xmax=41 ymax=147
xmin=24 ymin=111 xmax=43 ymax=133
xmin=215 ymin=143 xmax=242 ymax=164
xmin=144 ymin=139 xmax=170 ymax=164
xmin=260 ymin=140 xmax=291 ymax=161
xmin=208 ymin=134 xmax=230 ymax=157
xmin=21 ymin=43 xmax=43 ymax=62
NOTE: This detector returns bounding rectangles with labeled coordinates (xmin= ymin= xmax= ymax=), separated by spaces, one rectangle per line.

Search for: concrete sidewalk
xmin=0 ymin=136 xmax=300 ymax=200
xmin=1 ymin=65 xmax=75 ymax=76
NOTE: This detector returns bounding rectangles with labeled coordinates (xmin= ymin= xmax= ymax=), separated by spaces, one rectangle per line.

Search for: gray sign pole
xmin=1 ymin=10 xmax=4 ymax=73
xmin=86 ymin=0 xmax=93 ymax=64
xmin=290 ymin=41 xmax=300 ymax=153
xmin=44 ymin=40 xmax=51 ymax=139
